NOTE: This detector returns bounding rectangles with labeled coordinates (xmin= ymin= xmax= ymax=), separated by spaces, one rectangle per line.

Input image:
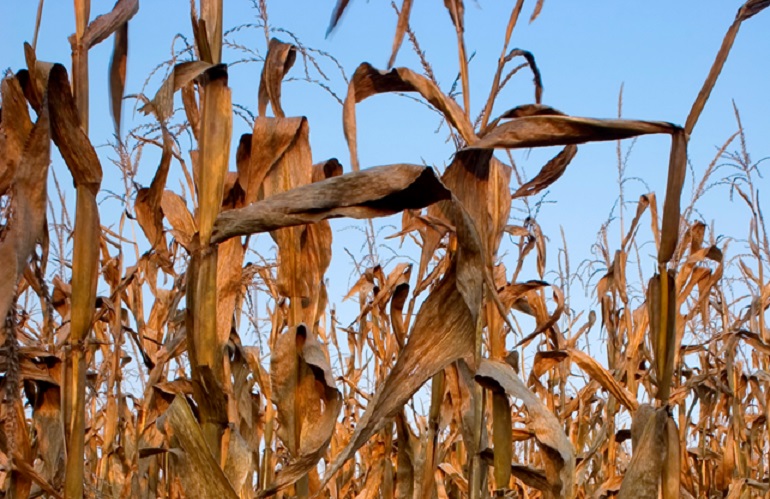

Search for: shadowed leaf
xmin=258 ymin=38 xmax=296 ymax=118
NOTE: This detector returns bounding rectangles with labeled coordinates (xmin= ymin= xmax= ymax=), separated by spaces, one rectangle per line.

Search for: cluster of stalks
xmin=1 ymin=0 xmax=769 ymax=498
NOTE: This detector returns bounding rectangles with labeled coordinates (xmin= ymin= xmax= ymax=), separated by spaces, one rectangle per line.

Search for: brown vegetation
xmin=1 ymin=0 xmax=769 ymax=498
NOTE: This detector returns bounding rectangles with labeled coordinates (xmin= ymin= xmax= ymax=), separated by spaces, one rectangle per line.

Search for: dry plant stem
xmin=422 ymin=370 xmax=445 ymax=498
xmin=469 ymin=305 xmax=485 ymax=499
xmin=64 ymin=191 xmax=100 ymax=499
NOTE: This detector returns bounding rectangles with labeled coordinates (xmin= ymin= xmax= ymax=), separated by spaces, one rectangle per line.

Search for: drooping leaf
xmin=260 ymin=325 xmax=342 ymax=496
xmin=109 ymin=20 xmax=128 ymax=135
xmin=160 ymin=396 xmax=239 ymax=499
xmin=617 ymin=407 xmax=668 ymax=499
xmin=567 ymin=349 xmax=639 ymax=412
xmin=213 ymin=164 xmax=451 ymax=243
xmin=80 ymin=0 xmax=138 ymax=49
xmin=321 ymin=200 xmax=485 ymax=486
xmin=258 ymin=38 xmax=296 ymax=118
xmin=387 ymin=0 xmax=414 ymax=68
xmin=343 ymin=63 xmax=476 ymax=170
xmin=140 ymin=61 xmax=214 ymax=122
xmin=476 ymin=359 xmax=576 ymax=499
xmin=512 ymin=145 xmax=577 ymax=199
xmin=0 ymin=75 xmax=50 ymax=357
xmin=469 ymin=113 xmax=681 ymax=150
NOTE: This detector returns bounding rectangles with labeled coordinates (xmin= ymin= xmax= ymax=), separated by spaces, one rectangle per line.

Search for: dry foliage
xmin=1 ymin=1 xmax=769 ymax=498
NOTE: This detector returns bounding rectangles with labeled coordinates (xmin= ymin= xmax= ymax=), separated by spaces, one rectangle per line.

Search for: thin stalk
xmin=469 ymin=297 xmax=486 ymax=499
xmin=421 ymin=370 xmax=446 ymax=498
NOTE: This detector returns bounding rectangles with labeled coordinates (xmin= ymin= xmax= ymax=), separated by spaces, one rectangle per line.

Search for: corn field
xmin=1 ymin=0 xmax=770 ymax=497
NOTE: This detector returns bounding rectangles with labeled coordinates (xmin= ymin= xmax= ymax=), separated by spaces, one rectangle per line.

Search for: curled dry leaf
xmin=0 ymin=75 xmax=33 ymax=196
xmin=468 ymin=113 xmax=681 ymax=150
xmin=196 ymin=64 xmax=232 ymax=245
xmin=343 ymin=63 xmax=476 ymax=171
xmin=512 ymin=144 xmax=577 ymax=199
xmin=134 ymin=128 xmax=173 ymax=249
xmin=617 ymin=407 xmax=668 ymax=499
xmin=258 ymin=38 xmax=297 ymax=118
xmin=566 ymin=349 xmax=639 ymax=412
xmin=160 ymin=190 xmax=196 ymax=249
xmin=160 ymin=395 xmax=239 ymax=499
xmin=0 ymin=74 xmax=50 ymax=346
xmin=263 ymin=324 xmax=342 ymax=496
xmin=327 ymin=0 xmax=352 ymax=35
xmin=140 ymin=61 xmax=214 ymax=122
xmin=321 ymin=199 xmax=485 ymax=486
xmin=48 ymin=64 xmax=102 ymax=193
xmin=212 ymin=164 xmax=451 ymax=243
xmin=475 ymin=359 xmax=576 ymax=499
xmin=80 ymin=0 xmax=138 ymax=49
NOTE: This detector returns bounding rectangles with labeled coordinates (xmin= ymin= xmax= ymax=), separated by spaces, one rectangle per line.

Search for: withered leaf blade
xmin=134 ymin=128 xmax=173 ymax=248
xmin=502 ymin=49 xmax=543 ymax=104
xmin=212 ymin=164 xmax=451 ymax=243
xmin=322 ymin=261 xmax=476 ymax=487
xmin=242 ymin=117 xmax=308 ymax=206
xmin=0 ymin=95 xmax=50 ymax=332
xmin=529 ymin=0 xmax=545 ymax=22
xmin=81 ymin=0 xmax=138 ymax=49
xmin=658 ymin=130 xmax=687 ymax=264
xmin=197 ymin=64 xmax=232 ymax=245
xmin=387 ymin=0 xmax=414 ymax=68
xmin=475 ymin=359 xmax=576 ymax=499
xmin=161 ymin=190 xmax=196 ymax=248
xmin=327 ymin=0 xmax=352 ymax=35
xmin=738 ymin=0 xmax=770 ymax=20
xmin=344 ymin=63 xmax=475 ymax=170
xmin=617 ymin=407 xmax=668 ymax=499
xmin=647 ymin=271 xmax=677 ymax=402
xmin=567 ymin=349 xmax=638 ymax=412
xmin=312 ymin=158 xmax=343 ymax=183
xmin=48 ymin=64 xmax=102 ymax=193
xmin=258 ymin=38 xmax=296 ymax=118
xmin=161 ymin=395 xmax=239 ymax=499
xmin=109 ymin=20 xmax=128 ymax=135
xmin=512 ymin=144 xmax=577 ymax=199
xmin=261 ymin=325 xmax=342 ymax=497
xmin=321 ymin=199 xmax=484 ymax=487
xmin=468 ymin=114 xmax=681 ymax=150
xmin=140 ymin=61 xmax=214 ymax=122
xmin=0 ymin=75 xmax=33 ymax=196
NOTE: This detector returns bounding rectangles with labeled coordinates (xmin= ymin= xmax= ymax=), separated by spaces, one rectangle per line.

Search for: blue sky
xmin=2 ymin=1 xmax=769 ymax=353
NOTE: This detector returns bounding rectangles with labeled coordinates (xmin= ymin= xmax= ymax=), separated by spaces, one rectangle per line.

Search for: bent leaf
xmin=476 ymin=359 xmax=576 ymax=499
xmin=212 ymin=164 xmax=451 ymax=243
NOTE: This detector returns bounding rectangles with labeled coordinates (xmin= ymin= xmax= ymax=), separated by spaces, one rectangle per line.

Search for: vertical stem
xmin=421 ymin=370 xmax=445 ymax=498
xmin=469 ymin=298 xmax=486 ymax=499
xmin=64 ymin=190 xmax=100 ymax=499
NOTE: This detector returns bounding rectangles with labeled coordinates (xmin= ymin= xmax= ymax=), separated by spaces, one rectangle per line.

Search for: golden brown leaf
xmin=387 ymin=0 xmax=414 ymax=68
xmin=263 ymin=325 xmax=342 ymax=496
xmin=160 ymin=395 xmax=239 ymax=498
xmin=512 ymin=145 xmax=577 ymax=199
xmin=213 ymin=164 xmax=451 ymax=243
xmin=476 ymin=359 xmax=576 ymax=499
xmin=343 ymin=63 xmax=476 ymax=171
xmin=108 ymin=20 xmax=128 ymax=135
xmin=80 ymin=0 xmax=138 ymax=49
xmin=258 ymin=38 xmax=296 ymax=118
xmin=618 ymin=408 xmax=668 ymax=499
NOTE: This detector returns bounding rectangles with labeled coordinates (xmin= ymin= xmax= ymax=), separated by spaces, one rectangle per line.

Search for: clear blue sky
xmin=2 ymin=1 xmax=769 ymax=351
